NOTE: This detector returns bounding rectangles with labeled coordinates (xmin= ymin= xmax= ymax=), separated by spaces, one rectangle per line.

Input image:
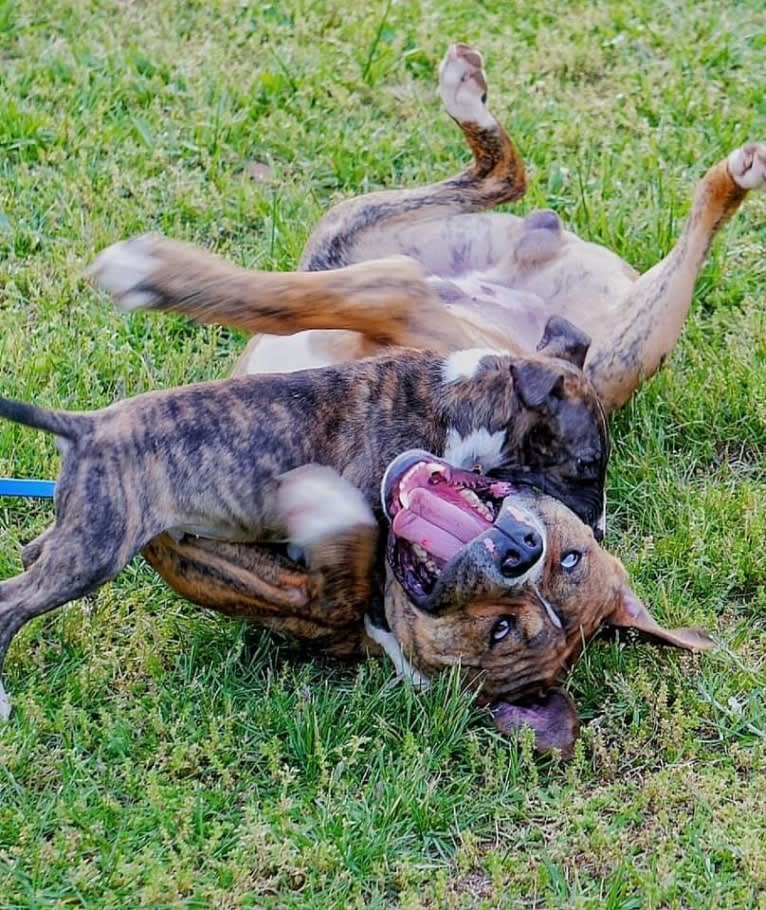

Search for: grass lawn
xmin=1 ymin=0 xmax=765 ymax=906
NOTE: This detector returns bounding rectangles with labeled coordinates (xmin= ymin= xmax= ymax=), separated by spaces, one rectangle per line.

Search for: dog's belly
xmin=240 ymin=330 xmax=374 ymax=377
xmin=431 ymin=278 xmax=551 ymax=352
xmin=354 ymin=211 xmax=639 ymax=342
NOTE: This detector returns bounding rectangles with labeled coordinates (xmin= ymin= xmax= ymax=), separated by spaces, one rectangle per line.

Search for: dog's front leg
xmin=277 ymin=465 xmax=379 ymax=626
xmin=587 ymin=142 xmax=766 ymax=411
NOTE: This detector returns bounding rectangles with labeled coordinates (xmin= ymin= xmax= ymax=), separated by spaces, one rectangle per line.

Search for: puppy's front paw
xmin=278 ymin=465 xmax=376 ymax=550
xmin=728 ymin=142 xmax=766 ymax=191
xmin=0 ymin=680 xmax=11 ymax=721
xmin=87 ymin=233 xmax=162 ymax=311
xmin=438 ymin=43 xmax=494 ymax=129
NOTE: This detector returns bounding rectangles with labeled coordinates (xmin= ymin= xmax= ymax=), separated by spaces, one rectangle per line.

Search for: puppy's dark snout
xmin=499 ymin=526 xmax=543 ymax=578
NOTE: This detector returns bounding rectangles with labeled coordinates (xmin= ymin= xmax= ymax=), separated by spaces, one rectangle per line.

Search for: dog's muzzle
xmin=382 ymin=450 xmax=547 ymax=612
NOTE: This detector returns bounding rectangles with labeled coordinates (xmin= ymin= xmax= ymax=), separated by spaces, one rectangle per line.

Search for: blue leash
xmin=0 ymin=478 xmax=56 ymax=499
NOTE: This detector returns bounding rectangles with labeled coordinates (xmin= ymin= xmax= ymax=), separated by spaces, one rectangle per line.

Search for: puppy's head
xmin=381 ymin=451 xmax=713 ymax=756
xmin=442 ymin=317 xmax=609 ymax=539
xmin=508 ymin=317 xmax=608 ymax=538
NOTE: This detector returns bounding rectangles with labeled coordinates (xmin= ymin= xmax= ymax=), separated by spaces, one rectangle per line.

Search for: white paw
xmin=438 ymin=43 xmax=495 ymax=129
xmin=87 ymin=233 xmax=161 ymax=311
xmin=0 ymin=680 xmax=11 ymax=721
xmin=277 ymin=465 xmax=376 ymax=549
xmin=728 ymin=142 xmax=766 ymax=191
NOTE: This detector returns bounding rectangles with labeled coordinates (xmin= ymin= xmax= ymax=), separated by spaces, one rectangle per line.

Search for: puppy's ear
xmin=605 ymin=583 xmax=715 ymax=651
xmin=491 ymin=688 xmax=580 ymax=758
xmin=510 ymin=360 xmax=563 ymax=410
xmin=536 ymin=316 xmax=591 ymax=369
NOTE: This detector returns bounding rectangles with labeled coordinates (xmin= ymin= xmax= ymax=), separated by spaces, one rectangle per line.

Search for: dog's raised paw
xmin=87 ymin=233 xmax=162 ymax=311
xmin=728 ymin=142 xmax=766 ymax=191
xmin=0 ymin=680 xmax=11 ymax=722
xmin=438 ymin=43 xmax=494 ymax=129
xmin=277 ymin=465 xmax=376 ymax=549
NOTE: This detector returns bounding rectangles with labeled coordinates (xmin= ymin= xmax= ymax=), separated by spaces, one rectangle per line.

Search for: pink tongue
xmin=391 ymin=488 xmax=493 ymax=562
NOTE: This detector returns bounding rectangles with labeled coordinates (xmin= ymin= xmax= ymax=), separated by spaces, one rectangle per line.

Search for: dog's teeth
xmin=412 ymin=543 xmax=428 ymax=561
xmin=459 ymin=488 xmax=493 ymax=520
xmin=459 ymin=488 xmax=483 ymax=509
xmin=425 ymin=558 xmax=438 ymax=574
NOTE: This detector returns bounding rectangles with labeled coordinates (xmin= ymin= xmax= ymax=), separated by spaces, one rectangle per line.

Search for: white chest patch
xmin=442 ymin=427 xmax=506 ymax=472
xmin=364 ymin=617 xmax=430 ymax=690
xmin=596 ymin=490 xmax=607 ymax=540
xmin=442 ymin=347 xmax=500 ymax=383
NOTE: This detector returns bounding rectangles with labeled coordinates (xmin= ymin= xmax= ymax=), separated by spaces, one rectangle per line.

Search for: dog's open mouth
xmin=382 ymin=449 xmax=519 ymax=602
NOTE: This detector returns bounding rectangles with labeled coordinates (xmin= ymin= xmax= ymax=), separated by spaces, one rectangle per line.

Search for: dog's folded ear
xmin=604 ymin=582 xmax=715 ymax=651
xmin=536 ymin=315 xmax=591 ymax=369
xmin=509 ymin=360 xmax=564 ymax=409
xmin=491 ymin=688 xmax=580 ymax=758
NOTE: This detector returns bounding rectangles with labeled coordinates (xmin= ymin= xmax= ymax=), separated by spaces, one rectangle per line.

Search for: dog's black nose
xmin=498 ymin=525 xmax=544 ymax=578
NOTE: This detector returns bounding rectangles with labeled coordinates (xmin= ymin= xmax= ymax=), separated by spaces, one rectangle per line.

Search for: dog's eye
xmin=560 ymin=550 xmax=581 ymax=571
xmin=491 ymin=617 xmax=515 ymax=643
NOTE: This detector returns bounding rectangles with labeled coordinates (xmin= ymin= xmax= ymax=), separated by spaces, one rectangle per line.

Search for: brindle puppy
xmin=0 ymin=338 xmax=610 ymax=725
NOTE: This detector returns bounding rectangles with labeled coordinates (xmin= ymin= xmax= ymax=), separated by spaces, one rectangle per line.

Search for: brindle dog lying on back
xmin=0 ymin=350 xmax=711 ymax=754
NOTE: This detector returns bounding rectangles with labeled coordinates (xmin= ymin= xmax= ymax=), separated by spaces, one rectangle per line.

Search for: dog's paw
xmin=728 ymin=142 xmax=766 ymax=191
xmin=277 ymin=465 xmax=376 ymax=549
xmin=87 ymin=233 xmax=162 ymax=311
xmin=0 ymin=680 xmax=11 ymax=722
xmin=438 ymin=43 xmax=494 ymax=129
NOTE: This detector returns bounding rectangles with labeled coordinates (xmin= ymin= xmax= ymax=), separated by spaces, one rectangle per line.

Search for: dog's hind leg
xmin=299 ymin=43 xmax=527 ymax=272
xmin=0 ymin=535 xmax=130 ymax=719
xmin=586 ymin=142 xmax=766 ymax=412
xmin=21 ymin=528 xmax=55 ymax=569
xmin=89 ymin=234 xmax=465 ymax=354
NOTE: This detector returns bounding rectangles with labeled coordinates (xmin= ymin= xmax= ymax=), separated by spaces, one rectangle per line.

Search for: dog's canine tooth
xmin=412 ymin=543 xmax=429 ymax=561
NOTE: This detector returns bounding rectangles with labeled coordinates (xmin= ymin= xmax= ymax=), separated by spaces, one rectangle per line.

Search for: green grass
xmin=1 ymin=0 xmax=765 ymax=906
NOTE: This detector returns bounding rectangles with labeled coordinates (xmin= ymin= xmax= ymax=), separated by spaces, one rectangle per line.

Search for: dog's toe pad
xmin=0 ymin=681 xmax=11 ymax=722
xmin=438 ymin=43 xmax=494 ymax=129
xmin=88 ymin=234 xmax=161 ymax=310
xmin=728 ymin=142 xmax=766 ymax=191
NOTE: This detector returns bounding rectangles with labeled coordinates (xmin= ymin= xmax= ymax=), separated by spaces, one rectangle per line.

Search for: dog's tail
xmin=0 ymin=396 xmax=91 ymax=441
